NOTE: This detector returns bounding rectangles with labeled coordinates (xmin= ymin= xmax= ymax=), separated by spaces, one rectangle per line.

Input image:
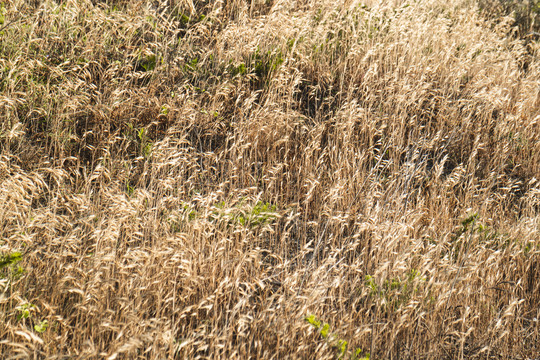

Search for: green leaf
xmin=305 ymin=314 xmax=321 ymax=328
xmin=137 ymin=128 xmax=145 ymax=141
xmin=337 ymin=339 xmax=347 ymax=355
xmin=320 ymin=323 xmax=330 ymax=338
xmin=34 ymin=320 xmax=48 ymax=333
xmin=17 ymin=303 xmax=35 ymax=320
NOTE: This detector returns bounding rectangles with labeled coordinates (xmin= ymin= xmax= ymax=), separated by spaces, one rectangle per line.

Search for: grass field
xmin=0 ymin=0 xmax=539 ymax=358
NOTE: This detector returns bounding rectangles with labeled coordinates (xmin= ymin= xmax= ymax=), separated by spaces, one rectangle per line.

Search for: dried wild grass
xmin=0 ymin=0 xmax=539 ymax=358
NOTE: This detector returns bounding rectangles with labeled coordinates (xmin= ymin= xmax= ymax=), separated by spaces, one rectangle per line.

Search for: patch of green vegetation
xmin=174 ymin=12 xmax=206 ymax=26
xmin=17 ymin=302 xmax=35 ymax=320
xmin=457 ymin=212 xmax=478 ymax=239
xmin=0 ymin=251 xmax=22 ymax=270
xmin=168 ymin=202 xmax=199 ymax=232
xmin=228 ymin=61 xmax=247 ymax=77
xmin=365 ymin=269 xmax=426 ymax=311
xmin=125 ymin=182 xmax=135 ymax=197
xmin=210 ymin=200 xmax=278 ymax=229
xmin=1 ymin=252 xmax=35 ymax=332
xmin=227 ymin=47 xmax=285 ymax=87
xmin=180 ymin=202 xmax=198 ymax=221
xmin=15 ymin=302 xmax=49 ymax=335
xmin=14 ymin=301 xmax=48 ymax=334
xmin=34 ymin=319 xmax=49 ymax=333
xmin=137 ymin=128 xmax=152 ymax=158
xmin=139 ymin=54 xmax=158 ymax=72
xmin=286 ymin=36 xmax=304 ymax=49
xmin=305 ymin=314 xmax=370 ymax=360
xmin=0 ymin=251 xmax=25 ymax=283
xmin=124 ymin=123 xmax=153 ymax=159
xmin=172 ymin=10 xmax=208 ymax=37
xmin=238 ymin=201 xmax=277 ymax=227
xmin=252 ymin=46 xmax=284 ymax=81
xmin=184 ymin=57 xmax=199 ymax=72
xmin=0 ymin=3 xmax=6 ymax=26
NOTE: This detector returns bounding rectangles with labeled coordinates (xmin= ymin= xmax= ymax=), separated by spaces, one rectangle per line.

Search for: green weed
xmin=227 ymin=47 xmax=284 ymax=87
xmin=126 ymin=183 xmax=135 ymax=197
xmin=305 ymin=314 xmax=370 ymax=360
xmin=16 ymin=303 xmax=35 ymax=320
xmin=365 ymin=269 xmax=426 ymax=311
xmin=0 ymin=251 xmax=22 ymax=271
xmin=210 ymin=200 xmax=278 ymax=229
xmin=124 ymin=123 xmax=153 ymax=159
xmin=0 ymin=251 xmax=25 ymax=286
xmin=184 ymin=57 xmax=199 ymax=73
xmin=139 ymin=54 xmax=158 ymax=72
xmin=252 ymin=47 xmax=284 ymax=81
xmin=34 ymin=320 xmax=49 ymax=333
xmin=228 ymin=61 xmax=247 ymax=77
xmin=0 ymin=3 xmax=5 ymax=26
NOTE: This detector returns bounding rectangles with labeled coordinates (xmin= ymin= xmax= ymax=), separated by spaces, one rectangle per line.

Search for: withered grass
xmin=0 ymin=0 xmax=539 ymax=358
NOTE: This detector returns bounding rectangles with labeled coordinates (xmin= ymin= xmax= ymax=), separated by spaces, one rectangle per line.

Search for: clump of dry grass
xmin=0 ymin=0 xmax=539 ymax=358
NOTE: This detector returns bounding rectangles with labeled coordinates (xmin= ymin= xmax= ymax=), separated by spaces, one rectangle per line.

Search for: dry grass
xmin=0 ymin=0 xmax=539 ymax=358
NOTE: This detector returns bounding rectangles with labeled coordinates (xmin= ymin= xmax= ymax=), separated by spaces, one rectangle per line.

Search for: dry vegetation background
xmin=0 ymin=0 xmax=539 ymax=358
